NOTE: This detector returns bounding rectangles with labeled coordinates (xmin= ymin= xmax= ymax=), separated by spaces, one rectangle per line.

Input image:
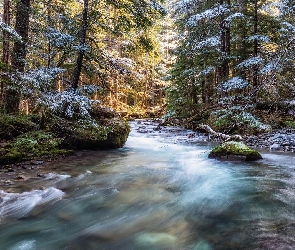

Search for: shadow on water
xmin=0 ymin=120 xmax=294 ymax=249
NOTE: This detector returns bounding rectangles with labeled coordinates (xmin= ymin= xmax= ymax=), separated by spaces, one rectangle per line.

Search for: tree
xmin=168 ymin=0 xmax=295 ymax=132
xmin=71 ymin=0 xmax=88 ymax=90
xmin=11 ymin=0 xmax=31 ymax=72
xmin=2 ymin=0 xmax=10 ymax=65
xmin=4 ymin=0 xmax=30 ymax=113
xmin=1 ymin=0 xmax=11 ymax=103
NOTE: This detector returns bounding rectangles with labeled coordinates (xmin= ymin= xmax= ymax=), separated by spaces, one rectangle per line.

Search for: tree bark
xmin=5 ymin=0 xmax=30 ymax=113
xmin=11 ymin=0 xmax=30 ymax=72
xmin=47 ymin=0 xmax=52 ymax=68
xmin=72 ymin=0 xmax=89 ymax=90
xmin=219 ymin=0 xmax=230 ymax=85
xmin=2 ymin=0 xmax=10 ymax=64
xmin=1 ymin=0 xmax=11 ymax=103
xmin=253 ymin=0 xmax=259 ymax=93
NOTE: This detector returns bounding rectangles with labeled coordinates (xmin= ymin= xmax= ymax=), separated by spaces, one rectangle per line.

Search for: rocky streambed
xmin=139 ymin=120 xmax=295 ymax=153
xmin=244 ymin=129 xmax=295 ymax=151
xmin=2 ymin=120 xmax=295 ymax=192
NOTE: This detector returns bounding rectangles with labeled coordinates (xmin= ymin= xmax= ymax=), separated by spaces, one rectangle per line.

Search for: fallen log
xmin=199 ymin=124 xmax=243 ymax=142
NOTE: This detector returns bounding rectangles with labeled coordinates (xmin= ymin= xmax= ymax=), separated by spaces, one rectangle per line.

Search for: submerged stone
xmin=135 ymin=232 xmax=177 ymax=248
xmin=208 ymin=141 xmax=262 ymax=161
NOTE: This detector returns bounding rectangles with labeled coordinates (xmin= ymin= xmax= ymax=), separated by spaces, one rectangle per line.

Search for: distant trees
xmin=0 ymin=0 xmax=167 ymax=116
xmin=168 ymin=0 xmax=295 ymax=130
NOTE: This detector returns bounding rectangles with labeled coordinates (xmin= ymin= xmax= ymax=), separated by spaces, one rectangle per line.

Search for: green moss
xmin=71 ymin=118 xmax=130 ymax=149
xmin=0 ymin=112 xmax=130 ymax=164
xmin=0 ymin=114 xmax=38 ymax=140
xmin=282 ymin=120 xmax=295 ymax=128
xmin=1 ymin=149 xmax=24 ymax=164
xmin=209 ymin=141 xmax=262 ymax=161
xmin=0 ymin=131 xmax=72 ymax=164
xmin=46 ymin=115 xmax=130 ymax=150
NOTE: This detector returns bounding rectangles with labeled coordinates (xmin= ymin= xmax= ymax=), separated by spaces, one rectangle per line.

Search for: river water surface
xmin=0 ymin=121 xmax=295 ymax=249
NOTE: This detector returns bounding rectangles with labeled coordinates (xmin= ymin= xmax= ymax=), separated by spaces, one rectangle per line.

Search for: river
xmin=0 ymin=120 xmax=294 ymax=249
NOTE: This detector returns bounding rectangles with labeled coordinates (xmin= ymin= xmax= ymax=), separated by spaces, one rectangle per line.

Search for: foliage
xmin=0 ymin=131 xmax=71 ymax=164
xmin=0 ymin=114 xmax=38 ymax=140
xmin=167 ymin=0 xmax=295 ymax=132
xmin=1 ymin=0 xmax=168 ymax=117
xmin=210 ymin=108 xmax=271 ymax=135
xmin=40 ymin=90 xmax=99 ymax=121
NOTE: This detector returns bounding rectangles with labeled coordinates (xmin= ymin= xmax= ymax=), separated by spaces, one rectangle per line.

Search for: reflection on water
xmin=0 ymin=121 xmax=294 ymax=249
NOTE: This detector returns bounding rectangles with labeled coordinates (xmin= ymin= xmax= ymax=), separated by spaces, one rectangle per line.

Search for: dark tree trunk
xmin=11 ymin=0 xmax=30 ymax=72
xmin=253 ymin=0 xmax=258 ymax=92
xmin=2 ymin=0 xmax=10 ymax=64
xmin=72 ymin=0 xmax=89 ymax=90
xmin=237 ymin=0 xmax=246 ymax=83
xmin=219 ymin=0 xmax=225 ymax=82
xmin=1 ymin=0 xmax=11 ymax=103
xmin=5 ymin=0 xmax=30 ymax=113
xmin=219 ymin=0 xmax=230 ymax=84
xmin=225 ymin=0 xmax=230 ymax=79
xmin=47 ymin=0 xmax=52 ymax=69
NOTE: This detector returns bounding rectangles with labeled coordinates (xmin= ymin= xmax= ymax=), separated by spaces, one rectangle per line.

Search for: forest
xmin=1 ymin=0 xmax=295 ymax=163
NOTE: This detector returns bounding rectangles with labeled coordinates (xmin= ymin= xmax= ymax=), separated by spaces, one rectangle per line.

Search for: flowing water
xmin=0 ymin=120 xmax=295 ymax=250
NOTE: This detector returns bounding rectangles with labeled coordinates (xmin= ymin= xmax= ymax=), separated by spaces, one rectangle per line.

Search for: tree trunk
xmin=6 ymin=0 xmax=30 ymax=113
xmin=219 ymin=0 xmax=230 ymax=85
xmin=11 ymin=0 xmax=30 ymax=72
xmin=1 ymin=0 xmax=11 ymax=103
xmin=219 ymin=0 xmax=225 ymax=82
xmin=72 ymin=0 xmax=88 ymax=90
xmin=47 ymin=0 xmax=52 ymax=68
xmin=237 ymin=0 xmax=246 ymax=88
xmin=225 ymin=0 xmax=230 ymax=79
xmin=253 ymin=0 xmax=258 ymax=94
xmin=2 ymin=0 xmax=10 ymax=64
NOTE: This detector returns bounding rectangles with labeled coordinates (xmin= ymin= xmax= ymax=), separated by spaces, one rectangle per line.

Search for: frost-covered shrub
xmin=45 ymin=28 xmax=75 ymax=48
xmin=217 ymin=77 xmax=249 ymax=93
xmin=20 ymin=67 xmax=65 ymax=92
xmin=211 ymin=106 xmax=271 ymax=134
xmin=40 ymin=90 xmax=99 ymax=120
xmin=0 ymin=19 xmax=22 ymax=41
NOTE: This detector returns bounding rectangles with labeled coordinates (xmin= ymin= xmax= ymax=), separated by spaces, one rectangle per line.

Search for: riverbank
xmin=1 ymin=119 xmax=295 ymax=192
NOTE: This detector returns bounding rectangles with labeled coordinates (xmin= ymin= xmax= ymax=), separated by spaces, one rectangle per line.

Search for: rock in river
xmin=208 ymin=141 xmax=262 ymax=161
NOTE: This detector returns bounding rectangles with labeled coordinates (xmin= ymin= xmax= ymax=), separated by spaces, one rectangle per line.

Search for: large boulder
xmin=208 ymin=141 xmax=262 ymax=161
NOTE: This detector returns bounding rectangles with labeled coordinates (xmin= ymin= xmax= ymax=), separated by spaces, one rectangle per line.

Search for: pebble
xmin=31 ymin=160 xmax=44 ymax=165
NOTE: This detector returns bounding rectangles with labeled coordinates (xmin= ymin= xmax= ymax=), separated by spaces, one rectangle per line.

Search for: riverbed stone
xmin=208 ymin=141 xmax=262 ymax=161
xmin=135 ymin=232 xmax=177 ymax=248
xmin=269 ymin=143 xmax=281 ymax=150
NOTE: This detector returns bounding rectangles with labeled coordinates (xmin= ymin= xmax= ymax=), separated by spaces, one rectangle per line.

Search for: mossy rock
xmin=48 ymin=116 xmax=130 ymax=150
xmin=0 ymin=112 xmax=130 ymax=164
xmin=209 ymin=141 xmax=262 ymax=161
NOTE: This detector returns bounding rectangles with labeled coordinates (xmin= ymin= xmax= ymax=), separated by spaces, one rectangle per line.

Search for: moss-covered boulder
xmin=47 ymin=115 xmax=130 ymax=150
xmin=208 ymin=141 xmax=262 ymax=161
xmin=66 ymin=118 xmax=130 ymax=149
xmin=0 ymin=109 xmax=130 ymax=164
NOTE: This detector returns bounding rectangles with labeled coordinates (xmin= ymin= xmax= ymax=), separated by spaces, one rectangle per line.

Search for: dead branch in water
xmin=199 ymin=124 xmax=243 ymax=141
